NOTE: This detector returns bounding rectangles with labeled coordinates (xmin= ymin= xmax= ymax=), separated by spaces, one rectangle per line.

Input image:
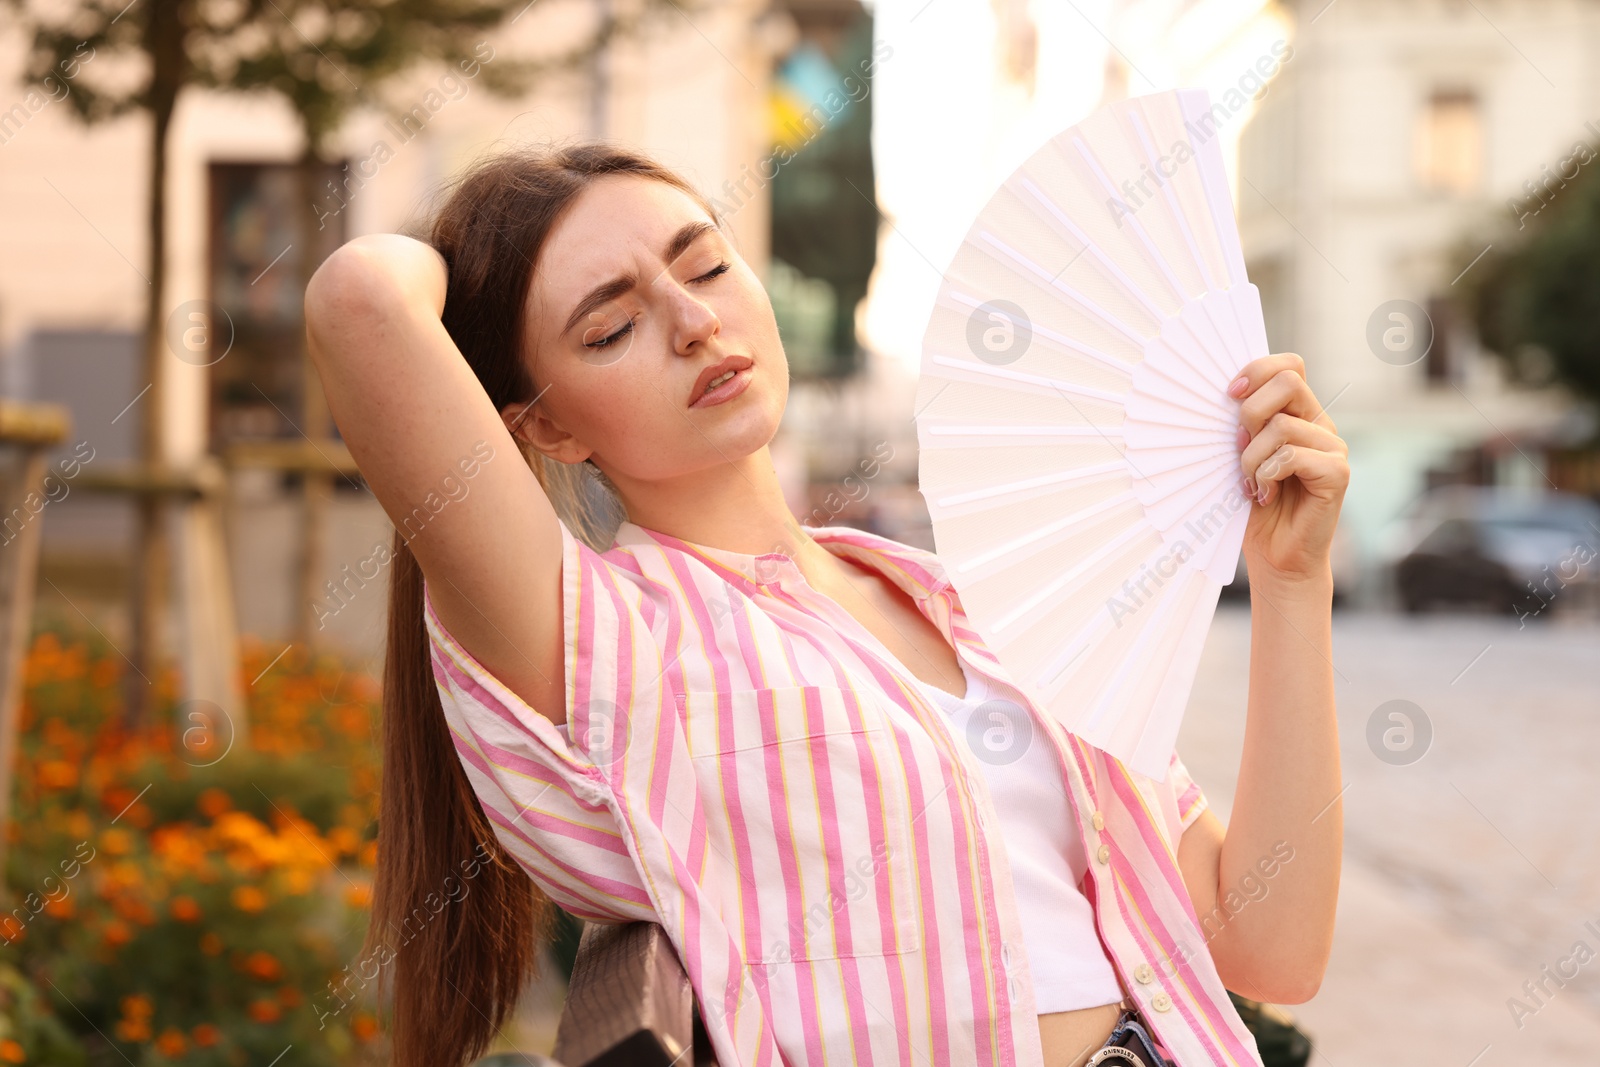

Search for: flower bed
xmin=1 ymin=630 xmax=385 ymax=1066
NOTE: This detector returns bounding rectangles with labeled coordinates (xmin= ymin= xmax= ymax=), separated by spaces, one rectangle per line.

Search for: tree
xmin=4 ymin=0 xmax=690 ymax=723
xmin=769 ymin=3 xmax=879 ymax=378
xmin=1463 ymin=140 xmax=1600 ymax=410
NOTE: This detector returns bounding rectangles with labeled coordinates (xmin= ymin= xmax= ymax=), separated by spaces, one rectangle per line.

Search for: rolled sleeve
xmin=1167 ymin=749 xmax=1210 ymax=833
xmin=422 ymin=516 xmax=659 ymax=924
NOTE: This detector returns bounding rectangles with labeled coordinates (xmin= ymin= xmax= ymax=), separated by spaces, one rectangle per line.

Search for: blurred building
xmin=1239 ymin=0 xmax=1591 ymax=583
xmin=0 ymin=0 xmax=892 ymax=663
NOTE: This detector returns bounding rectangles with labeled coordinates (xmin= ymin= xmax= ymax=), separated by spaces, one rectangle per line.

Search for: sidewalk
xmin=1178 ymin=606 xmax=1600 ymax=1064
xmin=1293 ymin=857 xmax=1600 ymax=1065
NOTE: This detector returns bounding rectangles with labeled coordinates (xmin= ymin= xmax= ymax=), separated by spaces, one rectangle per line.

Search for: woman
xmin=305 ymin=142 xmax=1346 ymax=1067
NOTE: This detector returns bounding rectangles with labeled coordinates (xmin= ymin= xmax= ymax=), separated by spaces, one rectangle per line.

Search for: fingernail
xmin=1235 ymin=426 xmax=1249 ymax=450
xmin=1244 ymin=476 xmax=1257 ymax=497
xmin=1227 ymin=376 xmax=1249 ymax=398
xmin=1256 ymin=485 xmax=1269 ymax=506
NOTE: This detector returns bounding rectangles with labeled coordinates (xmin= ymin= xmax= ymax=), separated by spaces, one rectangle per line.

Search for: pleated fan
xmin=913 ymin=88 xmax=1268 ymax=780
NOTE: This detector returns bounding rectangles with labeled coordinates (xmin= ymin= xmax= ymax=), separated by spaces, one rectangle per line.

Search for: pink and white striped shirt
xmin=423 ymin=516 xmax=1265 ymax=1067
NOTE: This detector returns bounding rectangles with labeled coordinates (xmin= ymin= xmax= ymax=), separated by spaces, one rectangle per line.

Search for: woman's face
xmin=511 ymin=174 xmax=789 ymax=484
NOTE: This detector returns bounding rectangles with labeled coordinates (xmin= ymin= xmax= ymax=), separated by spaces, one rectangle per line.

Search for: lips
xmin=689 ymin=355 xmax=753 ymax=407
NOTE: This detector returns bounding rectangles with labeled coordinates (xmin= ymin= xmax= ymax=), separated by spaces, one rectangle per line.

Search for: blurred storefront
xmin=1237 ymin=0 xmax=1593 ymax=594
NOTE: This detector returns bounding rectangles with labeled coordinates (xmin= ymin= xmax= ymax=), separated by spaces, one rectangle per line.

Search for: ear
xmin=499 ymin=394 xmax=592 ymax=465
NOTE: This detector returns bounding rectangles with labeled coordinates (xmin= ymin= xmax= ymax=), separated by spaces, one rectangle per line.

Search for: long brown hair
xmin=363 ymin=142 xmax=724 ymax=1067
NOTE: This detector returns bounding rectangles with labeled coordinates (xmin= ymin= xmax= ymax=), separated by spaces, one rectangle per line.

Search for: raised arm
xmin=1175 ymin=352 xmax=1347 ymax=1004
xmin=305 ymin=234 xmax=568 ymax=723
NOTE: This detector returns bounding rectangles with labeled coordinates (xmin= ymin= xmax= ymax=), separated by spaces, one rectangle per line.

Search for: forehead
xmin=532 ymin=176 xmax=716 ymax=309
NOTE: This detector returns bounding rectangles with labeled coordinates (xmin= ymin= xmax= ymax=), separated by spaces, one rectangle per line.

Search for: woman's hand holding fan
xmin=1231 ymin=353 xmax=1349 ymax=590
xmin=913 ymin=88 xmax=1347 ymax=779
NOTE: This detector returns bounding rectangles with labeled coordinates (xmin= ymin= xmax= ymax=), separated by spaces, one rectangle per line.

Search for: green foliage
xmin=2 ymin=0 xmax=696 ymax=151
xmin=1463 ymin=145 xmax=1600 ymax=408
xmin=0 ymin=961 xmax=86 ymax=1067
xmin=1228 ymin=992 xmax=1312 ymax=1067
xmin=769 ymin=5 xmax=880 ymax=377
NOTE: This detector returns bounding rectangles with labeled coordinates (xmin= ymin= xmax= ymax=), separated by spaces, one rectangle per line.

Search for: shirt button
xmin=1091 ymin=811 xmax=1105 ymax=831
xmin=1151 ymin=992 xmax=1172 ymax=1013
xmin=1095 ymin=843 xmax=1110 ymax=865
xmin=1134 ymin=963 xmax=1155 ymax=985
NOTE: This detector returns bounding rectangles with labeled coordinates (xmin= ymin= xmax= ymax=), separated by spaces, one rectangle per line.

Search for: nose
xmin=656 ymin=273 xmax=721 ymax=356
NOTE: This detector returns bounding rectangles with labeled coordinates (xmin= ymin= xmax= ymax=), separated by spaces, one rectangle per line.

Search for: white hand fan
xmin=913 ymin=88 xmax=1267 ymax=780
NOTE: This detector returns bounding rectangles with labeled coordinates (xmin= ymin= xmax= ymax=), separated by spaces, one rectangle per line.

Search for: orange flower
xmin=155 ymin=1029 xmax=186 ymax=1056
xmin=327 ymin=826 xmax=360 ymax=855
xmin=199 ymin=932 xmax=223 ymax=956
xmin=352 ymin=1013 xmax=379 ymax=1041
xmin=0 ymin=1039 xmax=25 ymax=1063
xmin=90 ymin=658 xmax=118 ymax=689
xmin=114 ymin=898 xmax=157 ymax=926
xmin=191 ymin=1023 xmax=220 ymax=1047
xmin=113 ymin=1017 xmax=150 ymax=1042
xmin=242 ymin=950 xmax=281 ymax=981
xmin=42 ymin=895 xmax=73 ymax=920
xmin=231 ymin=885 xmax=267 ymax=913
xmin=103 ymin=920 xmax=132 ymax=947
xmin=343 ymin=883 xmax=373 ymax=908
xmin=100 ymin=828 xmax=134 ymax=856
xmin=35 ymin=760 xmax=77 ymax=789
xmin=0 ymin=917 xmax=25 ymax=944
xmin=197 ymin=788 xmax=232 ymax=819
xmin=169 ymin=895 xmax=201 ymax=922
xmin=276 ymin=984 xmax=302 ymax=1007
xmin=247 ymin=998 xmax=281 ymax=1024
xmin=122 ymin=993 xmax=154 ymax=1019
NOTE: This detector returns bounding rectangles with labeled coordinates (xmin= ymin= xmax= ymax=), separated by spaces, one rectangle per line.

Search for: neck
xmin=610 ymin=444 xmax=819 ymax=562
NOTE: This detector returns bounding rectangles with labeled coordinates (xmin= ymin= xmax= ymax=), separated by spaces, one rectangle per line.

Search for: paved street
xmin=1178 ymin=606 xmax=1600 ymax=1066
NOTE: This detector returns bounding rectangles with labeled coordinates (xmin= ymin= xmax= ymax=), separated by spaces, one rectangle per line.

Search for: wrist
xmin=1246 ymin=558 xmax=1334 ymax=604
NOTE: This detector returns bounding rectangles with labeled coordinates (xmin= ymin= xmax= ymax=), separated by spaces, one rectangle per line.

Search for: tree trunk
xmin=126 ymin=58 xmax=179 ymax=730
xmin=295 ymin=149 xmax=333 ymax=646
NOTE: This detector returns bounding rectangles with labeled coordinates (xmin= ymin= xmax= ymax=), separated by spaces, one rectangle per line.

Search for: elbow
xmin=1246 ymin=968 xmax=1324 ymax=1006
xmin=1220 ymin=954 xmax=1328 ymax=1006
xmin=304 ymin=239 xmax=402 ymax=344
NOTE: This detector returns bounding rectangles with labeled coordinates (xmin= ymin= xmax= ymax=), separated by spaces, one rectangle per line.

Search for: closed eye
xmin=584 ymin=262 xmax=731 ymax=349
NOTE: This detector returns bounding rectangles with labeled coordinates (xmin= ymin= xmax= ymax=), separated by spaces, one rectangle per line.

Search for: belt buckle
xmin=1086 ymin=1049 xmax=1148 ymax=1067
xmin=1085 ymin=1008 xmax=1162 ymax=1067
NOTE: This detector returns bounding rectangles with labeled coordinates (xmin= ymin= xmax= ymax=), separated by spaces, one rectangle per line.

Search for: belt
xmin=1085 ymin=1007 xmax=1176 ymax=1067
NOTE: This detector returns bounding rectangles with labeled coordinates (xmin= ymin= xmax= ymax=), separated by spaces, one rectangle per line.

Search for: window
xmin=1416 ymin=90 xmax=1483 ymax=196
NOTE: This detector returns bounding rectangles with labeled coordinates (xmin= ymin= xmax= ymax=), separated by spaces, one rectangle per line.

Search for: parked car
xmin=1382 ymin=487 xmax=1600 ymax=617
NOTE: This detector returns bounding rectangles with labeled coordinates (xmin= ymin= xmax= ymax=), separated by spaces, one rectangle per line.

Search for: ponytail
xmin=360 ymin=140 xmax=717 ymax=1066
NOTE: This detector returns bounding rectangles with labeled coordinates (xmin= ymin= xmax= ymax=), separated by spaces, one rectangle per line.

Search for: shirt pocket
xmin=683 ymin=684 xmax=923 ymax=965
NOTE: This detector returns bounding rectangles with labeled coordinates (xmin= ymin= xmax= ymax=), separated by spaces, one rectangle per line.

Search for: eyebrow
xmin=560 ymin=219 xmax=721 ymax=338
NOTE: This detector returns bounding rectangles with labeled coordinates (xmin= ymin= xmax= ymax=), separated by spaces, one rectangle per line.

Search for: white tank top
xmin=913 ymin=657 xmax=1126 ymax=1014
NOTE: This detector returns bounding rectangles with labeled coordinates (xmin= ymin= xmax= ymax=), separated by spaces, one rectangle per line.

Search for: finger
xmin=1237 ymin=368 xmax=1337 ymax=437
xmin=1226 ymin=352 xmax=1304 ymax=402
xmin=1239 ymin=412 xmax=1346 ymax=490
xmin=1253 ymin=443 xmax=1351 ymax=508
